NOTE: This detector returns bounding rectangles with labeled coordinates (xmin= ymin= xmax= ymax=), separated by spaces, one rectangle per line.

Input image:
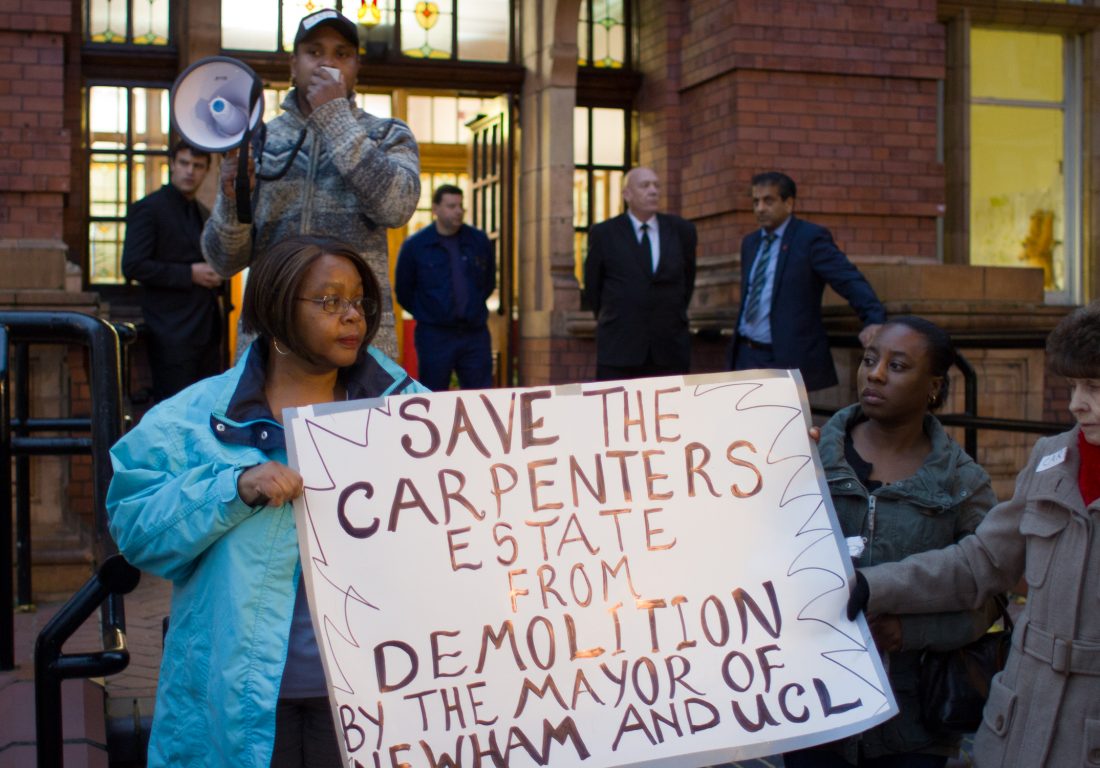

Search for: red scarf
xmin=1079 ymin=430 xmax=1100 ymax=506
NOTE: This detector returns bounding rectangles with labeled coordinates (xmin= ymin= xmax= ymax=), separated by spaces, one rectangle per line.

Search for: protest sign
xmin=285 ymin=369 xmax=896 ymax=767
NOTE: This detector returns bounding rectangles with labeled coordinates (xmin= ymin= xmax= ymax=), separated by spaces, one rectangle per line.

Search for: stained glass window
xmin=87 ymin=85 xmax=170 ymax=284
xmin=222 ymin=0 xmax=511 ymax=61
xmin=969 ymin=29 xmax=1077 ymax=299
xmin=85 ymin=0 xmax=170 ymax=45
xmin=401 ymin=0 xmax=453 ymax=58
xmin=578 ymin=0 xmax=627 ymax=68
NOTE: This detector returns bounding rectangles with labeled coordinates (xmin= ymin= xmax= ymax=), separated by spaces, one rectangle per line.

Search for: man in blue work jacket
xmin=395 ymin=184 xmax=496 ymax=391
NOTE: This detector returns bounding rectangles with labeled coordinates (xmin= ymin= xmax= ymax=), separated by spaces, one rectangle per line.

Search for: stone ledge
xmin=0 ymin=239 xmax=68 ymax=291
xmin=826 ymin=263 xmax=1045 ymax=306
xmin=0 ymin=290 xmax=103 ymax=311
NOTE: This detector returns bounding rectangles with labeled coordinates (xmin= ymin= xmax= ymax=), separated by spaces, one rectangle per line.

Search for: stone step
xmin=0 ymin=677 xmax=110 ymax=767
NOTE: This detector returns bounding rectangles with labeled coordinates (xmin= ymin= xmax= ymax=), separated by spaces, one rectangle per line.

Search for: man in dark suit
xmin=584 ymin=167 xmax=697 ymax=381
xmin=730 ymin=171 xmax=885 ymax=392
xmin=123 ymin=140 xmax=224 ymax=401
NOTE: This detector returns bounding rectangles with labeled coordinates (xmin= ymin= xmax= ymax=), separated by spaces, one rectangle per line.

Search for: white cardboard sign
xmin=285 ymin=369 xmax=896 ymax=767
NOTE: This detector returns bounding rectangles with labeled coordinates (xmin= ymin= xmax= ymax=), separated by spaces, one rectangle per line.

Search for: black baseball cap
xmin=293 ymin=9 xmax=359 ymax=50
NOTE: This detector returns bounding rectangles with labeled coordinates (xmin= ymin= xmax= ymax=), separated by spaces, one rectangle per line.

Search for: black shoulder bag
xmin=918 ymin=596 xmax=1014 ymax=734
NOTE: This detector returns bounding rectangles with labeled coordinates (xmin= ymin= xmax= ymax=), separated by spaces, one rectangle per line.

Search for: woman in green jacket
xmin=786 ymin=316 xmax=999 ymax=767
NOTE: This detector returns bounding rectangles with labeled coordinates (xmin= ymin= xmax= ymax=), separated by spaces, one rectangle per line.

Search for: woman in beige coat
xmin=847 ymin=300 xmax=1100 ymax=767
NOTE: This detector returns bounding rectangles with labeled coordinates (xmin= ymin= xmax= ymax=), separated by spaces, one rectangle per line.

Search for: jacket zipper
xmin=865 ymin=494 xmax=877 ymax=565
xmin=301 ymin=129 xmax=320 ymax=233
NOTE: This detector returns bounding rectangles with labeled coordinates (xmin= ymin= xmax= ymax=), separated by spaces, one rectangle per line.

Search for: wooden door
xmin=467 ymin=101 xmax=516 ymax=386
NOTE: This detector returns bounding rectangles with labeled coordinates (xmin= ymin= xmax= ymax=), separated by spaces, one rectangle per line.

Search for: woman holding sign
xmin=786 ymin=316 xmax=999 ymax=768
xmin=848 ymin=302 xmax=1100 ymax=767
xmin=107 ymin=235 xmax=426 ymax=767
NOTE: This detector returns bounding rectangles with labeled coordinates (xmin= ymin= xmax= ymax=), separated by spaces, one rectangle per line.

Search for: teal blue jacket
xmin=107 ymin=342 xmax=425 ymax=767
xmin=820 ymin=404 xmax=1000 ymax=761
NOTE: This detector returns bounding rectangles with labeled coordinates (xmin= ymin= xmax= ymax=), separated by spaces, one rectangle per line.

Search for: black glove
xmin=847 ymin=570 xmax=869 ymax=621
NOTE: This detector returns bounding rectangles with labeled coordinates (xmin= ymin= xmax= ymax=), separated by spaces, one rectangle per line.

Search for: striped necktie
xmin=743 ymin=233 xmax=778 ymax=323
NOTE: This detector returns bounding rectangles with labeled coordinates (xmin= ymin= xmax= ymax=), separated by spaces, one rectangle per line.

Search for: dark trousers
xmin=414 ymin=323 xmax=493 ymax=392
xmin=784 ymin=748 xmax=948 ymax=768
xmin=596 ymin=350 xmax=688 ymax=382
xmin=148 ymin=332 xmax=221 ymax=402
xmin=271 ymin=696 xmax=342 ymax=768
xmin=732 ymin=336 xmax=777 ymax=374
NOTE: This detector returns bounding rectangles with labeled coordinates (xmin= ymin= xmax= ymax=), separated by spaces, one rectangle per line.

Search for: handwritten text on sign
xmin=286 ymin=370 xmax=896 ymax=768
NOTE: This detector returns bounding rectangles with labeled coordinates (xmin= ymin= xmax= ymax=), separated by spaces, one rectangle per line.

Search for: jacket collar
xmin=209 ymin=340 xmax=415 ymax=451
xmin=1027 ymin=427 xmax=1088 ymax=510
xmin=208 ymin=342 xmax=284 ymax=452
xmin=415 ymin=222 xmax=470 ymax=246
xmin=757 ymin=214 xmax=793 ymax=244
xmin=820 ymin=403 xmax=970 ymax=509
xmin=279 ymin=90 xmax=307 ymax=125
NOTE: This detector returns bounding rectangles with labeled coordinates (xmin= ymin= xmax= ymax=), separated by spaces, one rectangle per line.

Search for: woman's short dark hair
xmin=881 ymin=315 xmax=956 ymax=410
xmin=1047 ymin=300 xmax=1100 ymax=379
xmin=240 ymin=235 xmax=381 ymax=360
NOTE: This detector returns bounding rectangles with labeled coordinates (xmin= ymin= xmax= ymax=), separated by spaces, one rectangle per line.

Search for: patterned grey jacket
xmin=201 ymin=90 xmax=420 ymax=358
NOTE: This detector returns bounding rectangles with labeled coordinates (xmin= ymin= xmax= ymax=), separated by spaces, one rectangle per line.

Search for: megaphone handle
xmin=235 ymin=139 xmax=253 ymax=225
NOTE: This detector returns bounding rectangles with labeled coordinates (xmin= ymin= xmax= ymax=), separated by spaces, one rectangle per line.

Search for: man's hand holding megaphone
xmin=219 ymin=148 xmax=256 ymax=202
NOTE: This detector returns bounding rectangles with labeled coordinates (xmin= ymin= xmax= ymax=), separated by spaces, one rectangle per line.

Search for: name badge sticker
xmin=1036 ymin=447 xmax=1067 ymax=473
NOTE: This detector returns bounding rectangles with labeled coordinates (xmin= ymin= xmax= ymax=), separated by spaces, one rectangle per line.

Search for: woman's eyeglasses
xmin=297 ymin=295 xmax=377 ymax=317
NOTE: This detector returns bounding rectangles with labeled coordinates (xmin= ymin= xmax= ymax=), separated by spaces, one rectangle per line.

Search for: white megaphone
xmin=208 ymin=96 xmax=249 ymax=136
xmin=171 ymin=57 xmax=263 ymax=152
xmin=171 ymin=57 xmax=265 ymax=223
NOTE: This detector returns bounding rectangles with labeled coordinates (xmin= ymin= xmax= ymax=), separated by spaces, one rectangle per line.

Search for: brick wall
xmin=0 ymin=4 xmax=71 ymax=242
xmin=629 ymin=0 xmax=945 ymax=319
xmin=1042 ymin=360 xmax=1074 ymax=426
xmin=520 ymin=337 xmax=595 ymax=387
xmin=553 ymin=0 xmax=947 ymax=386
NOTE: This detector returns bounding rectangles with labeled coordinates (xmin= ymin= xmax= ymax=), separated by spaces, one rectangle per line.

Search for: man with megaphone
xmin=200 ymin=8 xmax=419 ymax=361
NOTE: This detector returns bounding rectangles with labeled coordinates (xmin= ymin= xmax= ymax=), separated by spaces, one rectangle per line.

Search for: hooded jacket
xmin=864 ymin=427 xmax=1100 ymax=767
xmin=816 ymin=404 xmax=999 ymax=761
xmin=107 ymin=342 xmax=425 ymax=767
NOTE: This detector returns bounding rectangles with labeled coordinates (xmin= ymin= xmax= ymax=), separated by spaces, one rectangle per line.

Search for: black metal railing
xmin=0 ymin=311 xmax=142 ymax=767
xmin=34 ymin=554 xmax=140 ymax=768
xmin=0 ymin=314 xmax=136 ymax=664
xmin=0 ymin=324 xmax=10 ymax=670
xmin=815 ymin=330 xmax=1072 ymax=455
xmin=0 ymin=311 xmax=134 ymax=659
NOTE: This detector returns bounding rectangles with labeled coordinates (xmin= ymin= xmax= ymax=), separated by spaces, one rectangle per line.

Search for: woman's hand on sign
xmin=238 ymin=461 xmax=303 ymax=508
